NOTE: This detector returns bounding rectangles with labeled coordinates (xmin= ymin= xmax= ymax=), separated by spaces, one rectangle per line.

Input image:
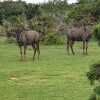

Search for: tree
xmin=67 ymin=0 xmax=100 ymax=26
xmin=25 ymin=4 xmax=41 ymax=20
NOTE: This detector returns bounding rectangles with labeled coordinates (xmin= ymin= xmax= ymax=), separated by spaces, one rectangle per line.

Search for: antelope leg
xmin=24 ymin=45 xmax=27 ymax=61
xmin=70 ymin=41 xmax=75 ymax=55
xmin=20 ymin=46 xmax=23 ymax=61
xmin=83 ymin=41 xmax=85 ymax=55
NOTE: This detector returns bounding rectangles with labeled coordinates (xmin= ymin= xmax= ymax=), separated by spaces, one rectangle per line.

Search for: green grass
xmin=0 ymin=41 xmax=100 ymax=100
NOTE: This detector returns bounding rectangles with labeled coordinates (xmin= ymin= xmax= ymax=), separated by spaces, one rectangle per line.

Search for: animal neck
xmin=38 ymin=31 xmax=45 ymax=41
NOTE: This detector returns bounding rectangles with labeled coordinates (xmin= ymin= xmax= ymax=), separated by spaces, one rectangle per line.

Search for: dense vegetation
xmin=87 ymin=63 xmax=100 ymax=100
xmin=0 ymin=0 xmax=69 ymax=44
xmin=0 ymin=0 xmax=100 ymax=44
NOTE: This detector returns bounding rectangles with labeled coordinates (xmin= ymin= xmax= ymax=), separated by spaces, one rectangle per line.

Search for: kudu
xmin=15 ymin=28 xmax=44 ymax=61
xmin=67 ymin=25 xmax=91 ymax=55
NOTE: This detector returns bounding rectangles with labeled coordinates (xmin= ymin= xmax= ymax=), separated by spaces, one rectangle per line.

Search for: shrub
xmin=89 ymin=93 xmax=96 ymax=100
xmin=87 ymin=63 xmax=100 ymax=85
xmin=93 ymin=23 xmax=100 ymax=45
xmin=87 ymin=62 xmax=100 ymax=100
xmin=44 ymin=32 xmax=65 ymax=45
xmin=6 ymin=37 xmax=16 ymax=44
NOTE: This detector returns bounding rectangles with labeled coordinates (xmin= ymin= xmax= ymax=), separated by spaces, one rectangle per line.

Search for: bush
xmin=93 ymin=23 xmax=100 ymax=45
xmin=44 ymin=32 xmax=65 ymax=45
xmin=87 ymin=62 xmax=100 ymax=100
xmin=87 ymin=63 xmax=100 ymax=85
xmin=89 ymin=93 xmax=96 ymax=100
xmin=6 ymin=37 xmax=16 ymax=43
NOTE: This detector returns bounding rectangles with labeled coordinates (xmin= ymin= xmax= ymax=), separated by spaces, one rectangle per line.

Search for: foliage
xmin=87 ymin=63 xmax=100 ymax=85
xmin=0 ymin=0 xmax=69 ymax=45
xmin=6 ymin=37 xmax=16 ymax=44
xmin=93 ymin=23 xmax=100 ymax=45
xmin=0 ymin=1 xmax=26 ymax=20
xmin=30 ymin=15 xmax=56 ymax=32
xmin=0 ymin=0 xmax=100 ymax=44
xmin=67 ymin=0 xmax=100 ymax=26
xmin=25 ymin=4 xmax=41 ymax=19
xmin=89 ymin=93 xmax=96 ymax=100
xmin=87 ymin=62 xmax=100 ymax=100
xmin=44 ymin=32 xmax=65 ymax=45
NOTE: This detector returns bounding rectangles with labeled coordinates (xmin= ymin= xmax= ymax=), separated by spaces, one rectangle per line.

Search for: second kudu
xmin=67 ymin=25 xmax=92 ymax=55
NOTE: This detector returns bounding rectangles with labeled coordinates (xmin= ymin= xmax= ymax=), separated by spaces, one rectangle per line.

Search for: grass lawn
xmin=0 ymin=41 xmax=100 ymax=100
